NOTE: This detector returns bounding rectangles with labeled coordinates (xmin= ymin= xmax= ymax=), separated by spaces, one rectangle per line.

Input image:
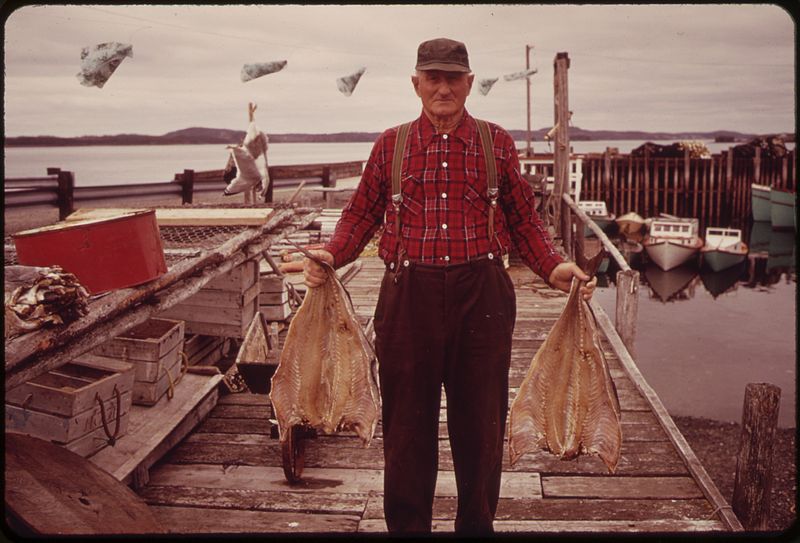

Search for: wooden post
xmin=732 ymin=383 xmax=781 ymax=530
xmin=615 ymin=269 xmax=639 ymax=357
xmin=603 ymin=150 xmax=611 ymax=206
xmin=626 ymin=155 xmax=633 ymax=213
xmin=561 ymin=198 xmax=573 ymax=259
xmin=525 ymin=44 xmax=533 ymax=158
xmin=653 ymin=158 xmax=660 ymax=216
xmin=726 ymin=149 xmax=734 ymax=223
xmin=181 ymin=169 xmax=194 ymax=205
xmin=46 ymin=167 xmax=62 ymax=175
xmin=643 ymin=149 xmax=650 ymax=217
xmin=322 ymin=166 xmax=332 ymax=188
xmin=552 ymin=52 xmax=571 ymax=232
xmin=780 ymin=155 xmax=788 ymax=190
xmin=672 ymin=158 xmax=679 ymax=216
xmin=57 ymin=171 xmax=75 ymax=220
xmin=711 ymin=156 xmax=719 ymax=225
xmin=753 ymin=146 xmax=762 ymax=185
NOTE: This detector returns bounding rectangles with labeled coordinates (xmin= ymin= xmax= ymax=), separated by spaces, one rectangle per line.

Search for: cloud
xmin=2 ymin=4 xmax=794 ymax=137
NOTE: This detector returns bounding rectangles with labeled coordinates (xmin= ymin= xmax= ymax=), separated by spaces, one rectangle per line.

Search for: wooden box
xmin=91 ymin=317 xmax=186 ymax=406
xmin=259 ymin=273 xmax=291 ymax=321
xmin=159 ymin=259 xmax=260 ymax=338
xmin=5 ymin=356 xmax=135 ymax=457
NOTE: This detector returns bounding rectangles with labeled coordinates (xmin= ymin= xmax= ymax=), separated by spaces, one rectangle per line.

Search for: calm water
xmin=593 ymin=223 xmax=796 ymax=427
xmin=3 ymin=140 xmax=797 ymax=426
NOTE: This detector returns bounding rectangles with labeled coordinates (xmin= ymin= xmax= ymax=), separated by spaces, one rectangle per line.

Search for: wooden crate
xmin=159 ymin=259 xmax=260 ymax=338
xmin=259 ymin=273 xmax=291 ymax=321
xmin=5 ymin=356 xmax=135 ymax=457
xmin=91 ymin=318 xmax=187 ymax=406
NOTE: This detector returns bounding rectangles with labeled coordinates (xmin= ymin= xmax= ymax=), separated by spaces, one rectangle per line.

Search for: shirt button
xmin=442 ymin=161 xmax=448 ymax=168
xmin=442 ymin=134 xmax=449 ymax=140
xmin=444 ymin=255 xmax=450 ymax=262
xmin=441 ymin=192 xmax=447 ymax=199
xmin=442 ymin=223 xmax=448 ymax=230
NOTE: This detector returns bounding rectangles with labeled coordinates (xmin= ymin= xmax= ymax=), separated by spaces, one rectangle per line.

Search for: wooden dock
xmin=136 ymin=255 xmax=741 ymax=534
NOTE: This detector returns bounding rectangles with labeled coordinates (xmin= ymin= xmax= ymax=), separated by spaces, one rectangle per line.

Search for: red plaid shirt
xmin=324 ymin=110 xmax=563 ymax=282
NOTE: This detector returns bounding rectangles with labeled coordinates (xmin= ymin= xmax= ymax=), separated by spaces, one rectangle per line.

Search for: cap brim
xmin=415 ymin=62 xmax=471 ymax=73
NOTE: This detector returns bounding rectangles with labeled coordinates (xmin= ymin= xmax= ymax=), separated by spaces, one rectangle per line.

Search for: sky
xmin=2 ymin=4 xmax=796 ymax=138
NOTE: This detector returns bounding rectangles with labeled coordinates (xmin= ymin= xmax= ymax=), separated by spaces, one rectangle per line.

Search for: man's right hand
xmin=303 ymin=249 xmax=335 ymax=288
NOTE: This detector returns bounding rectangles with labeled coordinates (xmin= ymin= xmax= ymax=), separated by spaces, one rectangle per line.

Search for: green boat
xmin=700 ymin=227 xmax=748 ymax=272
xmin=769 ymin=188 xmax=796 ymax=231
xmin=750 ymin=183 xmax=771 ymax=222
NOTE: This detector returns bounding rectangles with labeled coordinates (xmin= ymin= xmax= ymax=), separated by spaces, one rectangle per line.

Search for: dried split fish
xmin=4 ymin=266 xmax=90 ymax=340
xmin=508 ymin=255 xmax=621 ymax=473
xmin=336 ymin=67 xmax=366 ymax=97
xmin=478 ymin=78 xmax=499 ymax=96
xmin=76 ymin=42 xmax=133 ymax=88
xmin=269 ymin=259 xmax=380 ymax=446
xmin=241 ymin=60 xmax=287 ymax=82
xmin=503 ymin=68 xmax=538 ymax=82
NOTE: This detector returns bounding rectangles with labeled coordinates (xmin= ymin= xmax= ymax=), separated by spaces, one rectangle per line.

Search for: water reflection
xmin=603 ymin=222 xmax=795 ymax=300
xmin=643 ymin=263 xmax=699 ymax=303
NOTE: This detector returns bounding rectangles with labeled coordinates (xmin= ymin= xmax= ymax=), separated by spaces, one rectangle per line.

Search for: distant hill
xmin=5 ymin=126 xmax=787 ymax=147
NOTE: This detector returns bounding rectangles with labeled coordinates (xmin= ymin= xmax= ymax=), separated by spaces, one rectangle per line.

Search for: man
xmin=303 ymin=37 xmax=597 ymax=535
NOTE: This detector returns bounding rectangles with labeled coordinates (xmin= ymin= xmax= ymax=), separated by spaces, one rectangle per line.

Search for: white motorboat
xmin=643 ymin=217 xmax=703 ymax=271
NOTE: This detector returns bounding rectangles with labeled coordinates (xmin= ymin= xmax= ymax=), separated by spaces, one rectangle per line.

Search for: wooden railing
xmin=4 ymin=160 xmax=364 ymax=219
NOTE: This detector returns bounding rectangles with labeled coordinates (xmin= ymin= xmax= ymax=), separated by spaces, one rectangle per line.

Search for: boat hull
xmin=645 ymin=239 xmax=701 ymax=271
xmin=701 ymin=248 xmax=747 ymax=272
xmin=751 ymin=184 xmax=772 ymax=222
xmin=770 ymin=189 xmax=795 ymax=230
xmin=616 ymin=213 xmax=645 ymax=236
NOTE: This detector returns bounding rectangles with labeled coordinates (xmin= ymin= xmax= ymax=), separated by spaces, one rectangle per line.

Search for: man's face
xmin=412 ymin=70 xmax=474 ymax=120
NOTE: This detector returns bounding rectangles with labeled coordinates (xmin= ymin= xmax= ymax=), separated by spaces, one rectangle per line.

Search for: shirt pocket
xmin=464 ymin=184 xmax=489 ymax=219
xmin=399 ymin=174 xmax=424 ymax=217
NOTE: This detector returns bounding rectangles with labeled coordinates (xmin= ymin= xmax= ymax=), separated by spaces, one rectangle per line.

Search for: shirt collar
xmin=414 ymin=109 xmax=477 ymax=149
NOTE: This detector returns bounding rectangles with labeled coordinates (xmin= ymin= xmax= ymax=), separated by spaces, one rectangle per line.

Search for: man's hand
xmin=303 ymin=249 xmax=335 ymax=288
xmin=548 ymin=262 xmax=598 ymax=301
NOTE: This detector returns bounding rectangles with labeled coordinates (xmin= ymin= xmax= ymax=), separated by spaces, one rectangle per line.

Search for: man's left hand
xmin=548 ymin=262 xmax=598 ymax=300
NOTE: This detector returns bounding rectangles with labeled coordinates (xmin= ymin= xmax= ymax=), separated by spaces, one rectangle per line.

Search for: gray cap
xmin=415 ymin=38 xmax=470 ymax=72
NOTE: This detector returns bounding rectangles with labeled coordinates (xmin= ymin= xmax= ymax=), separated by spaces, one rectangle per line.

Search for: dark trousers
xmin=373 ymin=258 xmax=516 ymax=534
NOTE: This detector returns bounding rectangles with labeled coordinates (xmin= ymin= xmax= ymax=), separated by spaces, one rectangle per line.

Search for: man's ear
xmin=466 ymin=73 xmax=475 ymax=94
xmin=411 ymin=74 xmax=421 ymax=97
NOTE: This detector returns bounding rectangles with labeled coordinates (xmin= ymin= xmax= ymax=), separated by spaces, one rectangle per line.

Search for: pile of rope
xmin=4 ymin=265 xmax=91 ymax=340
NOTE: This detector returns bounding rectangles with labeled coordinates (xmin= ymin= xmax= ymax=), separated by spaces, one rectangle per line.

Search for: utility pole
xmin=551 ymin=52 xmax=570 ymax=233
xmin=526 ymin=44 xmax=533 ymax=158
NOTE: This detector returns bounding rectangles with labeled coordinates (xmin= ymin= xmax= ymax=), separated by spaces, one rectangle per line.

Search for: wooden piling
xmin=732 ymin=383 xmax=781 ymax=530
xmin=57 ymin=171 xmax=75 ymax=221
xmin=181 ymin=169 xmax=195 ymax=205
xmin=614 ymin=269 xmax=639 ymax=357
xmin=672 ymin=157 xmax=679 ymax=216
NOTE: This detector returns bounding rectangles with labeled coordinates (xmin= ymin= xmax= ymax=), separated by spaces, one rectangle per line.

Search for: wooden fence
xmin=4 ymin=161 xmax=364 ymax=220
xmin=580 ymin=148 xmax=796 ymax=227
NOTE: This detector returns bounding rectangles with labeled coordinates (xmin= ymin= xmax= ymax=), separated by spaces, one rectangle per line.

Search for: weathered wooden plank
xmin=363 ymin=495 xmax=715 ymax=521
xmin=206 ymin=404 xmax=271 ymax=420
xmin=150 ymin=505 xmax=360 ymax=534
xmin=140 ymin=485 xmax=369 ymax=515
xmin=217 ymin=392 xmax=270 ymax=406
xmin=148 ymin=464 xmax=542 ymax=499
xmin=88 ymin=373 xmax=223 ymax=484
xmin=357 ymin=518 xmax=725 ymax=533
xmin=66 ymin=207 xmax=276 ymax=226
xmin=542 ymin=476 xmax=704 ymax=499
